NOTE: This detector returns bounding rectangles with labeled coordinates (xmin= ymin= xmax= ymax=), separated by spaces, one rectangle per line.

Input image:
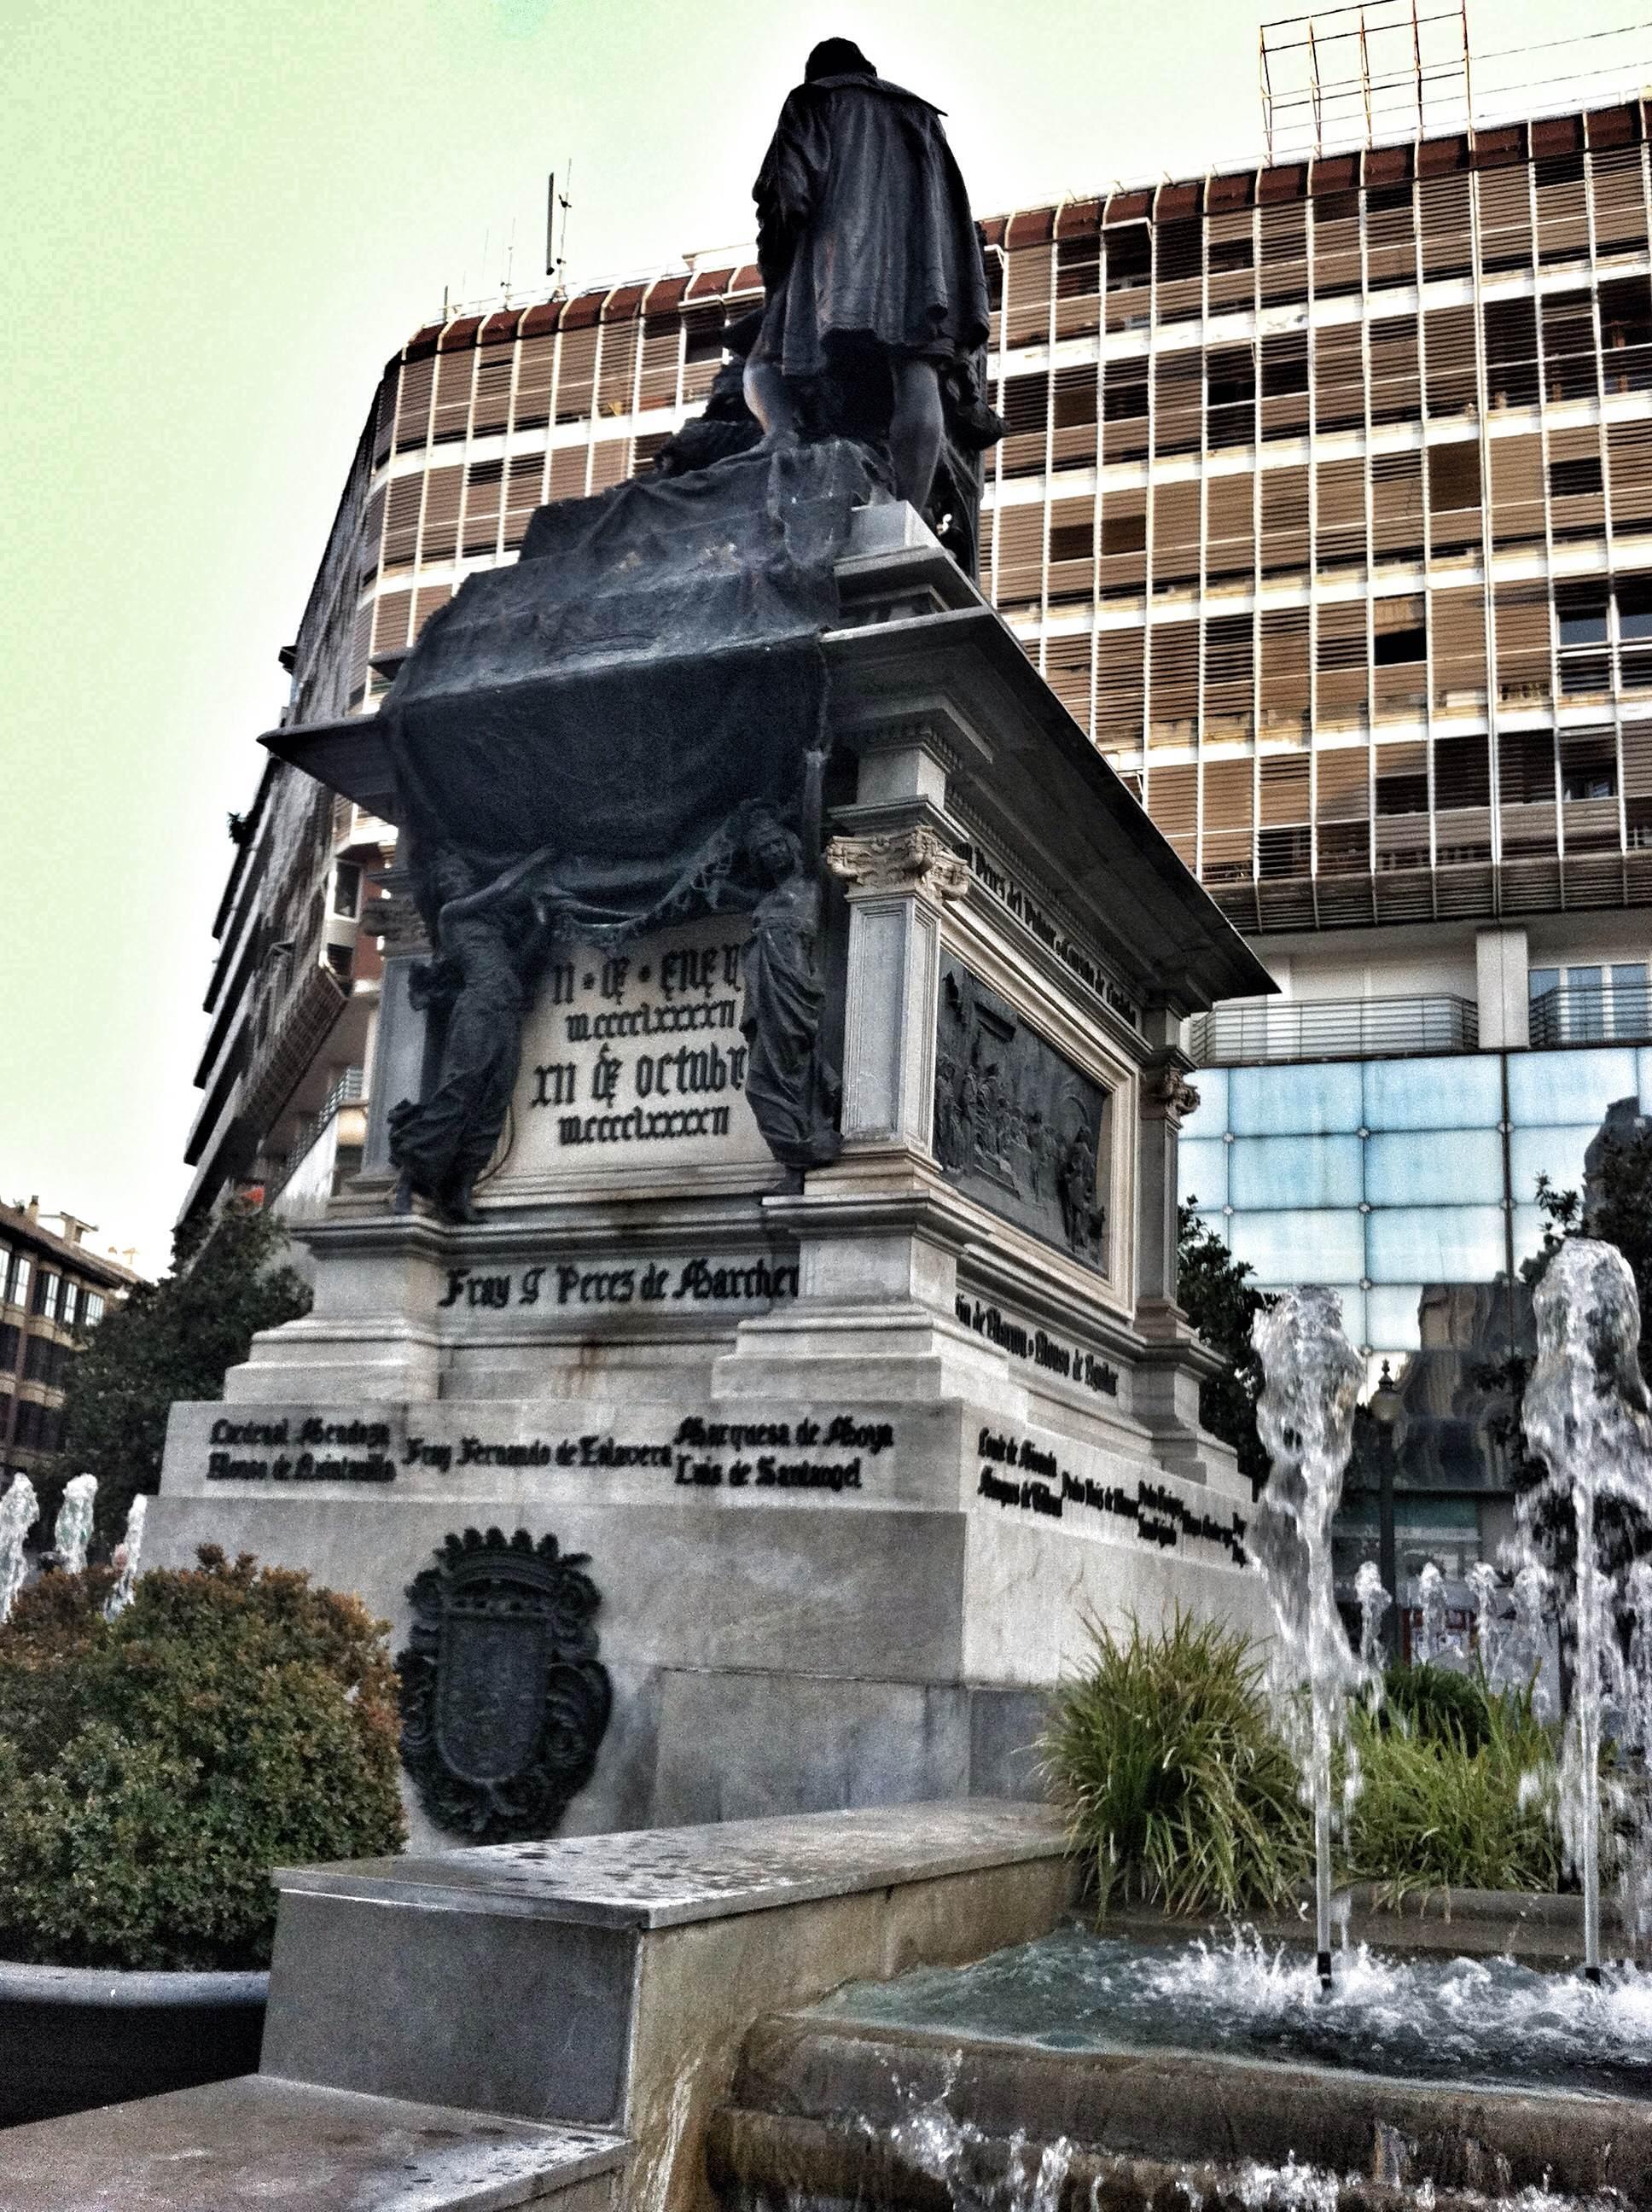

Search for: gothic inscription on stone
xmin=934 ymin=958 xmax=1111 ymax=1273
xmin=974 ymin=1426 xmax=1248 ymax=1563
xmin=497 ymin=918 xmax=773 ymax=1185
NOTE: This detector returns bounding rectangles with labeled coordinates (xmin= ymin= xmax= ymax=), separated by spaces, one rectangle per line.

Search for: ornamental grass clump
xmin=1342 ymin=1668 xmax=1563 ymax=1900
xmin=0 ymin=1546 xmax=405 ymax=1970
xmin=1043 ymin=1610 xmax=1312 ymax=1917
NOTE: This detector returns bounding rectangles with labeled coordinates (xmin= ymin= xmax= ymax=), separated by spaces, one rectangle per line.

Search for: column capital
xmin=824 ymin=827 xmax=971 ymax=907
xmin=1140 ymin=1058 xmax=1201 ymax=1128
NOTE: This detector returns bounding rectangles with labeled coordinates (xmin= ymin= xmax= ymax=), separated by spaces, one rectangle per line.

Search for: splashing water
xmin=1352 ymin=1560 xmax=1390 ymax=1675
xmin=1624 ymin=1557 xmax=1652 ymax=1766
xmin=52 ymin=1474 xmax=96 ymax=1577
xmin=823 ymin=1924 xmax=1652 ymax=2096
xmin=1250 ymin=1287 xmax=1370 ymax=1986
xmin=104 ymin=1494 xmax=147 ymax=1620
xmin=1521 ymin=1237 xmax=1652 ymax=1981
xmin=0 ymin=1475 xmax=38 ymax=1624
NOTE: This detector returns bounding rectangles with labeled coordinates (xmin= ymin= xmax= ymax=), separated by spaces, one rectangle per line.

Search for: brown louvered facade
xmin=281 ymin=100 xmax=1652 ymax=943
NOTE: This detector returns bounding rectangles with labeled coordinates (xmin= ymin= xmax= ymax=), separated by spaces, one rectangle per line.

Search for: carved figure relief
xmin=398 ymin=1527 xmax=611 ymax=1843
xmin=738 ymin=805 xmax=841 ymax=1169
xmin=934 ymin=958 xmax=1110 ymax=1273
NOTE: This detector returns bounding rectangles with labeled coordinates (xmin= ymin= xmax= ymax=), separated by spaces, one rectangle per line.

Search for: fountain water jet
xmin=1467 ymin=1558 xmax=1504 ymax=1679
xmin=51 ymin=1474 xmax=96 ymax=1577
xmin=104 ymin=1494 xmax=146 ymax=1620
xmin=1415 ymin=1559 xmax=1450 ymax=1664
xmin=1250 ymin=1286 xmax=1369 ymax=1989
xmin=1521 ymin=1236 xmax=1652 ymax=1983
xmin=0 ymin=1475 xmax=38 ymax=1624
xmin=1352 ymin=1559 xmax=1389 ymax=1677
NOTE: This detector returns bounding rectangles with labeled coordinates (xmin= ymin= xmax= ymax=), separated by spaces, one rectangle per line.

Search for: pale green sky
xmin=1 ymin=0 xmax=1642 ymax=1272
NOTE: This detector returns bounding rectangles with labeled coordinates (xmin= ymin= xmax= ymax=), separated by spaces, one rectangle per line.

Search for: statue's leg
xmin=889 ymin=358 xmax=944 ymax=512
xmin=743 ymin=359 xmax=801 ymax=451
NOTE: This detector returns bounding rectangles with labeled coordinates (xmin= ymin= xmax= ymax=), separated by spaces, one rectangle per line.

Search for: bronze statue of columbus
xmin=745 ymin=38 xmax=997 ymax=516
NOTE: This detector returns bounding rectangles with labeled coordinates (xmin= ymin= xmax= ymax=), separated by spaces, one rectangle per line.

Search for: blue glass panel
xmin=1178 ymin=1138 xmax=1229 ymax=1208
xmin=1230 ymin=1133 xmax=1363 ymax=1208
xmin=1366 ymin=1284 xmax=1425 ymax=1351
xmin=1229 ymin=1062 xmax=1363 ymax=1137
xmin=1509 ymin=1125 xmax=1597 ymax=1208
xmin=1188 ymin=1208 xmax=1230 ymax=1250
xmin=1329 ymin=1286 xmax=1368 ymax=1349
xmin=1363 ymin=1054 xmax=1502 ymax=1132
xmin=1230 ymin=1208 xmax=1365 ymax=1284
xmin=1180 ymin=1066 xmax=1229 ymax=1140
xmin=1367 ymin=1128 xmax=1502 ymax=1204
xmin=1507 ymin=1046 xmax=1638 ymax=1126
xmin=1366 ymin=1206 xmax=1505 ymax=1282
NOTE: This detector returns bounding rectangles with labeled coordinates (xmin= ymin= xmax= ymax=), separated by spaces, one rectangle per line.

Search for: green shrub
xmin=0 ymin=1547 xmax=405 ymax=1970
xmin=1042 ymin=1610 xmax=1312 ymax=1917
xmin=1343 ymin=1678 xmax=1562 ymax=1899
xmin=1380 ymin=1662 xmax=1495 ymax=1755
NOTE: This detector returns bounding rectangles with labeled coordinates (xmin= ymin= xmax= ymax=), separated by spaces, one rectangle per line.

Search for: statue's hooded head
xmin=806 ymin=38 xmax=875 ymax=81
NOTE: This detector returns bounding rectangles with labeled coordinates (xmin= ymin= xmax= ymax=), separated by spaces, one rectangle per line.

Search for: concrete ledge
xmin=273 ymin=1800 xmax=1067 ymax=1930
xmin=263 ymin=1802 xmax=1074 ymax=2212
xmin=0 ymin=2075 xmax=628 ymax=2212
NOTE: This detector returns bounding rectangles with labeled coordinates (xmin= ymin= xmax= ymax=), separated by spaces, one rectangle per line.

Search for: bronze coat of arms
xmin=398 ymin=1526 xmax=612 ymax=1842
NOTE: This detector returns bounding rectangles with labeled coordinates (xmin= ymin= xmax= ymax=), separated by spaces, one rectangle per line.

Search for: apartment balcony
xmin=265 ymin=1068 xmax=367 ymax=1205
xmin=1529 ymin=981 xmax=1652 ymax=1049
xmin=1189 ymin=994 xmax=1480 ymax=1068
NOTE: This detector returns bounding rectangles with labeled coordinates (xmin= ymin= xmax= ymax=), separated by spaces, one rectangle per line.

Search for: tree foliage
xmin=0 ymin=1549 xmax=404 ymax=1970
xmin=46 ymin=1204 xmax=311 ymax=1547
xmin=1177 ymin=1199 xmax=1271 ymax=1497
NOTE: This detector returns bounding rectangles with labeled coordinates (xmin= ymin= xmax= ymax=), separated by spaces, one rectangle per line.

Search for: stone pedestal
xmin=156 ymin=500 xmax=1272 ymax=1848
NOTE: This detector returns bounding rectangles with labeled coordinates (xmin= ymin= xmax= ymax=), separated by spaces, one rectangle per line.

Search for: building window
xmin=331 ymin=861 xmax=362 ymax=919
xmin=1562 ymin=757 xmax=1616 ymax=802
xmin=83 ymin=1292 xmax=105 ymax=1330
xmin=60 ymin=1283 xmax=79 ymax=1330
xmin=23 ymin=1336 xmax=53 ymax=1383
xmin=8 ymin=1257 xmax=29 ymax=1312
xmin=32 ymin=1272 xmax=52 ymax=1318
xmin=1373 ymin=626 xmax=1426 ymax=667
xmin=1530 ymin=960 xmax=1650 ymax=1042
xmin=0 ymin=1324 xmax=18 ymax=1372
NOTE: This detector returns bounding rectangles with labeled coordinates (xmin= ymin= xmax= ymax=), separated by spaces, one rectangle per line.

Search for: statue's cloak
xmin=753 ymin=73 xmax=991 ymax=382
xmin=381 ymin=439 xmax=882 ymax=945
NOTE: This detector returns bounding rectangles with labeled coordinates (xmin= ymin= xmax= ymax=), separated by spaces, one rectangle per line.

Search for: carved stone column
xmin=1134 ymin=1015 xmax=1201 ymax=1339
xmin=825 ymin=827 xmax=970 ymax=1155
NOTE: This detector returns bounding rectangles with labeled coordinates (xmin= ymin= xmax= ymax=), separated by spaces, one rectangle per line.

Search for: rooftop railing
xmin=1189 ymin=994 xmax=1480 ymax=1067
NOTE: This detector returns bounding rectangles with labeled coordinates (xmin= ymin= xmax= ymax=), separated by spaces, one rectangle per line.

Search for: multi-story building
xmin=186 ymin=82 xmax=1652 ymax=1598
xmin=0 ymin=1202 xmax=140 ymax=1486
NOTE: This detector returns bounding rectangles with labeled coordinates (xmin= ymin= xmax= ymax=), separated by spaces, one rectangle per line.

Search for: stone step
xmin=0 ymin=2073 xmax=629 ymax=2212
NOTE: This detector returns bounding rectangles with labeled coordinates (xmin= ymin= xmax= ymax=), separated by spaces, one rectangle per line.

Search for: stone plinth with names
xmin=155 ymin=484 xmax=1276 ymax=1848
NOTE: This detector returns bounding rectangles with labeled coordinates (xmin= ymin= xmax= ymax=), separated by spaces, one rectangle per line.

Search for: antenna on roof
xmin=546 ymin=160 xmax=573 ymax=292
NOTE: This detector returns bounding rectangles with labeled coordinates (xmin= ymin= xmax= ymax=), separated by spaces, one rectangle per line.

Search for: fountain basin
xmin=814 ymin=1924 xmax=1652 ymax=2095
xmin=716 ymin=2002 xmax=1652 ymax=2210
xmin=0 ymin=1959 xmax=267 ymax=2125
